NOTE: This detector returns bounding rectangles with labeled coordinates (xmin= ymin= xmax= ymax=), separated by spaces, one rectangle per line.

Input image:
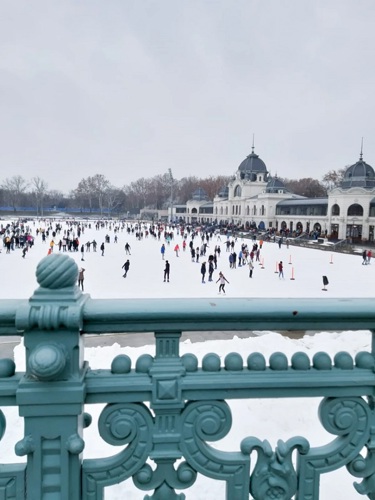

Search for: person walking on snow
xmin=161 ymin=244 xmax=166 ymax=260
xmin=100 ymin=242 xmax=105 ymax=256
xmin=125 ymin=243 xmax=131 ymax=255
xmin=216 ymin=272 xmax=229 ymax=294
xmin=122 ymin=260 xmax=130 ymax=278
xmin=164 ymin=260 xmax=170 ymax=282
xmin=278 ymin=261 xmax=284 ymax=279
xmin=174 ymin=244 xmax=180 ymax=257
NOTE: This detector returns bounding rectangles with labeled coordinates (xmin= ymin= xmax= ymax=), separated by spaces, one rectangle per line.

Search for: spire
xmin=252 ymin=134 xmax=255 ymax=154
xmin=360 ymin=137 xmax=363 ymax=160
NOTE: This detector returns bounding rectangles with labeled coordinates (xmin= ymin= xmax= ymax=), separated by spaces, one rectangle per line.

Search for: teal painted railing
xmin=1 ymin=253 xmax=375 ymax=499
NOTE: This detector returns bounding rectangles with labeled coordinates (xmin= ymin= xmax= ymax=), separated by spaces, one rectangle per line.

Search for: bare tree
xmin=282 ymin=178 xmax=327 ymax=198
xmin=31 ymin=176 xmax=48 ymax=216
xmin=199 ymin=175 xmax=232 ymax=199
xmin=1 ymin=175 xmax=29 ymax=211
xmin=321 ymin=168 xmax=346 ymax=190
xmin=73 ymin=178 xmax=94 ymax=213
xmin=151 ymin=174 xmax=166 ymax=209
xmin=129 ymin=177 xmax=153 ymax=210
xmin=89 ymin=174 xmax=110 ymax=216
xmin=176 ymin=176 xmax=200 ymax=203
xmin=105 ymin=186 xmax=125 ymax=215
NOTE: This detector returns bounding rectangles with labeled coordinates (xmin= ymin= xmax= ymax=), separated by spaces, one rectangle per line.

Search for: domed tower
xmin=191 ymin=188 xmax=209 ymax=201
xmin=217 ymin=186 xmax=229 ymax=199
xmin=341 ymin=150 xmax=375 ymax=189
xmin=237 ymin=145 xmax=269 ymax=182
xmin=265 ymin=176 xmax=289 ymax=194
xmin=328 ymin=142 xmax=375 ymax=243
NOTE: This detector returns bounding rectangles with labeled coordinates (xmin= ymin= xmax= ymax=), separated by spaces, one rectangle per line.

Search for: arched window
xmin=252 ymin=206 xmax=257 ymax=216
xmin=220 ymin=207 xmax=223 ymax=215
xmin=246 ymin=206 xmax=250 ymax=215
xmin=232 ymin=206 xmax=235 ymax=215
xmin=235 ymin=205 xmax=238 ymax=215
xmin=331 ymin=204 xmax=340 ymax=216
xmin=234 ymin=185 xmax=242 ymax=197
xmin=215 ymin=207 xmax=218 ymax=215
xmin=347 ymin=204 xmax=363 ymax=216
xmin=225 ymin=206 xmax=228 ymax=215
xmin=239 ymin=206 xmax=241 ymax=215
xmin=261 ymin=205 xmax=265 ymax=216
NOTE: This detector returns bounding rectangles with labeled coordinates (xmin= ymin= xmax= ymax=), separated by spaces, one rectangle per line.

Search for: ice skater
xmin=78 ymin=268 xmax=85 ymax=291
xmin=164 ymin=260 xmax=170 ymax=282
xmin=122 ymin=259 xmax=130 ymax=278
xmin=248 ymin=260 xmax=254 ymax=278
xmin=216 ymin=272 xmax=229 ymax=294
xmin=201 ymin=262 xmax=206 ymax=283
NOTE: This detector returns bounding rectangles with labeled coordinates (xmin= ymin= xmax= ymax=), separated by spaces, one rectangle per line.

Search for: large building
xmin=171 ymin=147 xmax=375 ymax=243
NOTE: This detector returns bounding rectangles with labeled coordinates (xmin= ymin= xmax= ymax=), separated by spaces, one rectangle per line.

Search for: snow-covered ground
xmin=1 ymin=219 xmax=374 ymax=499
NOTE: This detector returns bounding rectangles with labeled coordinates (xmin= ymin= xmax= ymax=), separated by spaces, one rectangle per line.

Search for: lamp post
xmin=168 ymin=168 xmax=173 ymax=224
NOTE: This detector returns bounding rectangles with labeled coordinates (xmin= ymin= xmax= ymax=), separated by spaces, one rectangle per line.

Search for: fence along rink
xmin=0 ymin=252 xmax=374 ymax=499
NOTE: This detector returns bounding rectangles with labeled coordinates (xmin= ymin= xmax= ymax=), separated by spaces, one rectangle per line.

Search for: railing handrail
xmin=2 ymin=297 xmax=375 ymax=335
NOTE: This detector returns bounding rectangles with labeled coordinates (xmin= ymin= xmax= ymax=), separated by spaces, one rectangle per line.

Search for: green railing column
xmin=142 ymin=331 xmax=193 ymax=498
xmin=15 ymin=254 xmax=88 ymax=500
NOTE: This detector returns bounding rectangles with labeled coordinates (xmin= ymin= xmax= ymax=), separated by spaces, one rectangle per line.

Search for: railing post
xmin=14 ymin=254 xmax=88 ymax=500
xmin=145 ymin=331 xmax=191 ymax=496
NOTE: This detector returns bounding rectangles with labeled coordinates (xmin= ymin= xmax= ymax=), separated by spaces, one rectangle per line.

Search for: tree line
xmin=0 ymin=168 xmax=346 ymax=215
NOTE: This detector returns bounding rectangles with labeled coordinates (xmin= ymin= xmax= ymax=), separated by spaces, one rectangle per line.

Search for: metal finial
xmin=360 ymin=137 xmax=363 ymax=160
xmin=252 ymin=134 xmax=255 ymax=153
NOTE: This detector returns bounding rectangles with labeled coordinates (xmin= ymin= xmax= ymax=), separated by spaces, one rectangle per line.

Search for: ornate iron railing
xmin=0 ymin=253 xmax=375 ymax=499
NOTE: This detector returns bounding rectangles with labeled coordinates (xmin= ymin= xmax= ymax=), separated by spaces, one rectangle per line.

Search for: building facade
xmin=170 ymin=148 xmax=375 ymax=242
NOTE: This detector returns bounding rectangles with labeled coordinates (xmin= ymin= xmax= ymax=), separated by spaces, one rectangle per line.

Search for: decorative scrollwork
xmin=82 ymin=403 xmax=153 ymax=499
xmin=133 ymin=461 xmax=197 ymax=499
xmin=319 ymin=397 xmax=367 ymax=437
xmin=297 ymin=397 xmax=372 ymax=500
xmin=180 ymin=400 xmax=250 ymax=499
xmin=346 ymin=417 xmax=375 ymax=497
xmin=182 ymin=400 xmax=232 ymax=443
xmin=241 ymin=437 xmax=309 ymax=500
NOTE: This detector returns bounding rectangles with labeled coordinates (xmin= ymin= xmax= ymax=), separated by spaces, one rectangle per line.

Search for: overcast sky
xmin=1 ymin=0 xmax=375 ymax=193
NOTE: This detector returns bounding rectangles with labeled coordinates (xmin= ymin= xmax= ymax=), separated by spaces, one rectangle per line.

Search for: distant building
xmin=170 ymin=146 xmax=375 ymax=242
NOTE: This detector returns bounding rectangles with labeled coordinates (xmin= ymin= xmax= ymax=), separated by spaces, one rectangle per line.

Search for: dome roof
xmin=265 ymin=176 xmax=288 ymax=193
xmin=217 ymin=186 xmax=229 ymax=198
xmin=238 ymin=148 xmax=268 ymax=174
xmin=191 ymin=188 xmax=208 ymax=201
xmin=341 ymin=154 xmax=375 ymax=189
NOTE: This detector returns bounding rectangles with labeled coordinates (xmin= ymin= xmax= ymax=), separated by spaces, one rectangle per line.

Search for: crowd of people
xmin=3 ymin=217 xmax=370 ymax=295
